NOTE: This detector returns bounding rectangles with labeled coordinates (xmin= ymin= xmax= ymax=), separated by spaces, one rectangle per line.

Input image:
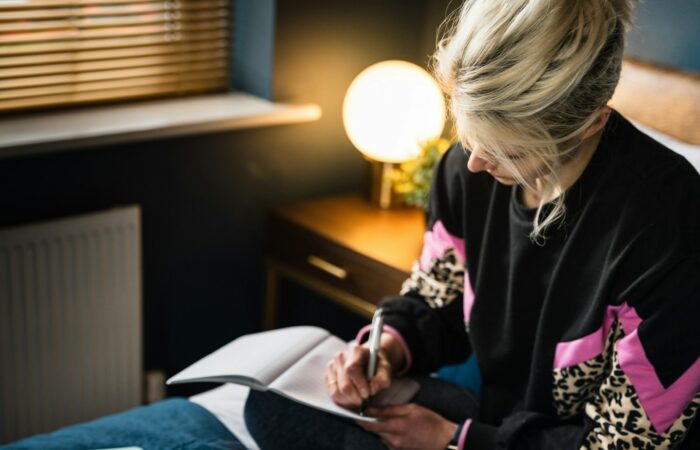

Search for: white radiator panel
xmin=0 ymin=206 xmax=142 ymax=444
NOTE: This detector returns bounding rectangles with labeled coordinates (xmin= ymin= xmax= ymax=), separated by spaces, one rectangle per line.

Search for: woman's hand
xmin=324 ymin=343 xmax=393 ymax=410
xmin=356 ymin=404 xmax=458 ymax=450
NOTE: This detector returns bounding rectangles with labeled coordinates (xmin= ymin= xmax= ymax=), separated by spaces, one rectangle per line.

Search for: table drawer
xmin=266 ymin=215 xmax=409 ymax=304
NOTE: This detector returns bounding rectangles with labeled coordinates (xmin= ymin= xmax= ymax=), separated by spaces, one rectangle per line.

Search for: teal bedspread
xmin=1 ymin=398 xmax=246 ymax=450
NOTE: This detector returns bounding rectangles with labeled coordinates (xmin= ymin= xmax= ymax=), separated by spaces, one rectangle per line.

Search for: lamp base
xmin=368 ymin=161 xmax=403 ymax=209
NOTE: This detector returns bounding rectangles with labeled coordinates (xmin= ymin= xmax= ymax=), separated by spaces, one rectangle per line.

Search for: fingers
xmin=326 ymin=344 xmax=395 ymax=410
xmin=327 ymin=346 xmax=367 ymax=408
xmin=366 ymin=404 xmax=413 ymax=418
xmin=336 ymin=351 xmax=362 ymax=403
xmin=356 ymin=404 xmax=414 ymax=438
xmin=324 ymin=360 xmax=340 ymax=395
xmin=345 ymin=345 xmax=371 ymax=398
xmin=356 ymin=416 xmax=402 ymax=434
xmin=326 ymin=357 xmax=356 ymax=408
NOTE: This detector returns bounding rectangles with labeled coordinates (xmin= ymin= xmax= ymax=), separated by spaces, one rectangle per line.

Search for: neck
xmin=521 ymin=130 xmax=603 ymax=208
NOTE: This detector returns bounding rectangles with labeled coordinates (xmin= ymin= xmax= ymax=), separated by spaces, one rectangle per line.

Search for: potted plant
xmin=388 ymin=137 xmax=452 ymax=210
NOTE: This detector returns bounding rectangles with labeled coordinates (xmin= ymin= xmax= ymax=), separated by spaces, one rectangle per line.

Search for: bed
xmin=2 ymin=58 xmax=699 ymax=450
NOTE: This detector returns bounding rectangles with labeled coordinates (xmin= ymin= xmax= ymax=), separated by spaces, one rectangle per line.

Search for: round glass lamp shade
xmin=343 ymin=60 xmax=446 ymax=163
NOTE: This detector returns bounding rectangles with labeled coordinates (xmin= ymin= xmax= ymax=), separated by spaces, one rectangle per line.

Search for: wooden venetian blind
xmin=0 ymin=0 xmax=231 ymax=114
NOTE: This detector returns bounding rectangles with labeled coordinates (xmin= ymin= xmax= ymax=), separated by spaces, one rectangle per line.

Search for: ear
xmin=581 ymin=106 xmax=612 ymax=139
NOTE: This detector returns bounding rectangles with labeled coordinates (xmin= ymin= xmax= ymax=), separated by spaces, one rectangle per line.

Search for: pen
xmin=360 ymin=308 xmax=384 ymax=416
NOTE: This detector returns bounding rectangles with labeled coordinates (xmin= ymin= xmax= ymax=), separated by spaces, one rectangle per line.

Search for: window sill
xmin=0 ymin=92 xmax=322 ymax=159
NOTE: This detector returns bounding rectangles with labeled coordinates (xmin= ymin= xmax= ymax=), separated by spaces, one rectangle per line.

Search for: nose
xmin=467 ymin=150 xmax=496 ymax=173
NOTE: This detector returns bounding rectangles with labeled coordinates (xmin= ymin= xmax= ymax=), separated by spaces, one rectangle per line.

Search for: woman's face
xmin=462 ymin=107 xmax=611 ymax=187
xmin=463 ymin=141 xmax=546 ymax=186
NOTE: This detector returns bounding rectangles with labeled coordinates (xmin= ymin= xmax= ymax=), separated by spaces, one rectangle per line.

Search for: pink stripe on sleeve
xmin=553 ymin=301 xmax=700 ymax=435
xmin=617 ymin=324 xmax=700 ymax=434
xmin=457 ymin=418 xmax=472 ymax=450
xmin=553 ymin=302 xmax=642 ymax=369
xmin=608 ymin=302 xmax=643 ymax=336
xmin=419 ymin=220 xmax=475 ymax=323
xmin=463 ymin=273 xmax=476 ymax=324
xmin=420 ymin=220 xmax=465 ymax=271
xmin=553 ymin=304 xmax=619 ymax=369
xmin=355 ymin=324 xmax=413 ymax=375
xmin=554 ymin=326 xmax=607 ymax=369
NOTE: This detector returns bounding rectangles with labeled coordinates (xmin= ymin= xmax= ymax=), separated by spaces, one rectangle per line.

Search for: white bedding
xmin=190 ymin=384 xmax=260 ymax=450
xmin=631 ymin=120 xmax=700 ymax=172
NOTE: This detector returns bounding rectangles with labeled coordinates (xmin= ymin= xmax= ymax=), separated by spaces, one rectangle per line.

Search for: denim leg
xmin=244 ymin=389 xmax=387 ymax=450
xmin=244 ymin=377 xmax=480 ymax=450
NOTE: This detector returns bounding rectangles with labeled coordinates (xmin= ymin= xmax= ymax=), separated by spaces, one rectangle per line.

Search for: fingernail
xmin=360 ymin=388 xmax=369 ymax=398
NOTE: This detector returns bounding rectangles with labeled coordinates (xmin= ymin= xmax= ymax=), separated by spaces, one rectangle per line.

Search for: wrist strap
xmin=445 ymin=422 xmax=464 ymax=450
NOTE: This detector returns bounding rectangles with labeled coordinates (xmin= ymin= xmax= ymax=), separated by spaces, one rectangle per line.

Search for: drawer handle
xmin=307 ymin=255 xmax=348 ymax=280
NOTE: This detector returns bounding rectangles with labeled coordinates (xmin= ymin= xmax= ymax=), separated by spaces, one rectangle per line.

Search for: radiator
xmin=0 ymin=206 xmax=142 ymax=444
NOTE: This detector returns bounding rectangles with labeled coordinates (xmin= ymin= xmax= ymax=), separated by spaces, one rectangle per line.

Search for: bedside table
xmin=264 ymin=194 xmax=425 ymax=329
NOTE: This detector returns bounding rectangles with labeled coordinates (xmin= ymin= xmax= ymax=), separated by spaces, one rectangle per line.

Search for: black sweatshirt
xmin=376 ymin=110 xmax=700 ymax=450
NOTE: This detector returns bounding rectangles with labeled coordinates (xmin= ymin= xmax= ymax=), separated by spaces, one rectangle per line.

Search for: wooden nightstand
xmin=264 ymin=194 xmax=425 ymax=329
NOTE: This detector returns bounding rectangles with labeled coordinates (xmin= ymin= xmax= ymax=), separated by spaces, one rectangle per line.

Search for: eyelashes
xmin=462 ymin=145 xmax=527 ymax=163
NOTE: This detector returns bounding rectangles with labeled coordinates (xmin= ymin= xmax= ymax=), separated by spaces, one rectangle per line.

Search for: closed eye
xmin=505 ymin=152 xmax=528 ymax=160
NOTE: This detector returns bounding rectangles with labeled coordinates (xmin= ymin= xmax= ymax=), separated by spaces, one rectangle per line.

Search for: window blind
xmin=0 ymin=0 xmax=231 ymax=114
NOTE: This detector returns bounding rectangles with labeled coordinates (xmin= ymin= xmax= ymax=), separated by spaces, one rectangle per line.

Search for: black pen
xmin=360 ymin=308 xmax=384 ymax=416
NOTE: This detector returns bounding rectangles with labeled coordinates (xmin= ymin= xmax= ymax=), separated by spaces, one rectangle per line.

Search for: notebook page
xmin=168 ymin=326 xmax=330 ymax=386
xmin=268 ymin=335 xmax=374 ymax=421
xmin=269 ymin=336 xmax=422 ymax=421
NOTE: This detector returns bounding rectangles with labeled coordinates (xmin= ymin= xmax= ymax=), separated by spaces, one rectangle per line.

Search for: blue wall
xmin=625 ymin=0 xmax=700 ymax=72
xmin=233 ymin=0 xmax=277 ymax=99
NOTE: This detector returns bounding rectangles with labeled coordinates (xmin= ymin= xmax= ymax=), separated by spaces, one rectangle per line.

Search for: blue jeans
xmin=244 ymin=376 xmax=480 ymax=450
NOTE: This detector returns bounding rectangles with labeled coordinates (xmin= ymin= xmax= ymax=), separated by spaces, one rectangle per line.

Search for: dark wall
xmin=273 ymin=0 xmax=432 ymax=138
xmin=0 ymin=0 xmax=440 ymax=395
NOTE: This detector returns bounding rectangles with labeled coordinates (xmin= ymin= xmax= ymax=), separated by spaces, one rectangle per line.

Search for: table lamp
xmin=343 ymin=60 xmax=446 ymax=208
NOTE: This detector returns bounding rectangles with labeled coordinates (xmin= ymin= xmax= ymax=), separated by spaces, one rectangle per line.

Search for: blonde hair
xmin=432 ymin=0 xmax=635 ymax=242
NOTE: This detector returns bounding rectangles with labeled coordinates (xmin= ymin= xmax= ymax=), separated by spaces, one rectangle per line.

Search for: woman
xmin=245 ymin=0 xmax=700 ymax=449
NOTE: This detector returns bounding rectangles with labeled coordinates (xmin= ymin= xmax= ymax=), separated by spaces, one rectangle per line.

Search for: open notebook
xmin=167 ymin=326 xmax=419 ymax=422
